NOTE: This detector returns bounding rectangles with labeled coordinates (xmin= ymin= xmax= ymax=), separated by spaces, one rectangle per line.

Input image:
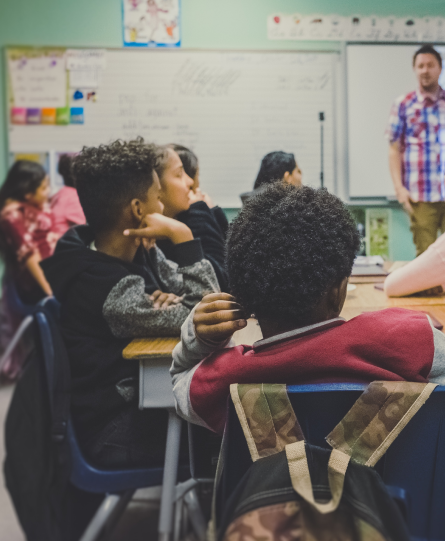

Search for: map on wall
xmin=123 ymin=0 xmax=181 ymax=47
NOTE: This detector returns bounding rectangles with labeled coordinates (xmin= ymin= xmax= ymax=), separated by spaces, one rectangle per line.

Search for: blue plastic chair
xmin=219 ymin=383 xmax=445 ymax=541
xmin=0 ymin=275 xmax=41 ymax=376
xmin=34 ymin=298 xmax=192 ymax=541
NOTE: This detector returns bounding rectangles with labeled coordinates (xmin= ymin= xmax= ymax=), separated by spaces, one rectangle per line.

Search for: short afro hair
xmin=227 ymin=184 xmax=360 ymax=325
xmin=73 ymin=139 xmax=163 ymax=233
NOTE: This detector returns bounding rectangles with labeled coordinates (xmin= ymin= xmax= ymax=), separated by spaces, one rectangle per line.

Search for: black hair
xmin=227 ymin=183 xmax=360 ymax=325
xmin=72 ymin=138 xmax=162 ymax=233
xmin=169 ymin=144 xmax=199 ymax=179
xmin=254 ymin=151 xmax=297 ymax=190
xmin=58 ymin=154 xmax=76 ymax=188
xmin=413 ymin=45 xmax=442 ymax=68
xmin=0 ymin=160 xmax=47 ymax=209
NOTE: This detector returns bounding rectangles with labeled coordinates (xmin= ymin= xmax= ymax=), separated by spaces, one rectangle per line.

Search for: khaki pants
xmin=410 ymin=201 xmax=445 ymax=256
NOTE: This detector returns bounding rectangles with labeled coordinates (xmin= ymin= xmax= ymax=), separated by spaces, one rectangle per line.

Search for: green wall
xmin=1 ymin=0 xmax=442 ymax=260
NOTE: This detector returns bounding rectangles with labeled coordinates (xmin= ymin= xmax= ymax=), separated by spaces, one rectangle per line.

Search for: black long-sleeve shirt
xmin=157 ymin=201 xmax=229 ymax=292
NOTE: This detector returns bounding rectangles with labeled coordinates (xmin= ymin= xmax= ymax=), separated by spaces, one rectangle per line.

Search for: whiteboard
xmin=8 ymin=49 xmax=336 ymax=207
xmin=347 ymin=44 xmax=445 ymax=198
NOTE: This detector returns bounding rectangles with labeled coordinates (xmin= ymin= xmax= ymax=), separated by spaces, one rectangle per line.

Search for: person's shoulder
xmin=350 ymin=307 xmax=432 ymax=337
xmin=394 ymin=90 xmax=417 ymax=108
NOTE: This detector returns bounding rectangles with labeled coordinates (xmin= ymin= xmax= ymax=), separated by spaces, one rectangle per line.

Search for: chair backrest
xmin=220 ymin=383 xmax=445 ymax=541
xmin=34 ymin=297 xmax=190 ymax=494
xmin=3 ymin=275 xmax=36 ymax=317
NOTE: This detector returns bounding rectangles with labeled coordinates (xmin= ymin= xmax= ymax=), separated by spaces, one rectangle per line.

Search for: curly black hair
xmin=227 ymin=183 xmax=360 ymax=325
xmin=73 ymin=138 xmax=163 ymax=233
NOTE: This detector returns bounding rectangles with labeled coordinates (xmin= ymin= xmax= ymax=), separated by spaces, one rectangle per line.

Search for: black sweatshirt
xmin=40 ymin=225 xmax=219 ymax=446
xmin=157 ymin=201 xmax=229 ymax=292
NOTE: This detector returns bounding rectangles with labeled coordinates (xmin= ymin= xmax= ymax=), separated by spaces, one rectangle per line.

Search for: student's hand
xmin=150 ymin=290 xmax=183 ymax=309
xmin=189 ymin=188 xmax=214 ymax=208
xmin=396 ymin=186 xmax=413 ymax=215
xmin=194 ymin=293 xmax=247 ymax=343
xmin=124 ymin=213 xmax=193 ymax=244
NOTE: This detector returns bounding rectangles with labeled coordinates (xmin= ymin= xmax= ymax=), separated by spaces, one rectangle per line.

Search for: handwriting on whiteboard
xmin=172 ymin=60 xmax=241 ymax=97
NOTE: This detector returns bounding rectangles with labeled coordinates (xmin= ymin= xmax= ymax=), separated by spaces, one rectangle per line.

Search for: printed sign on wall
xmin=268 ymin=14 xmax=445 ymax=42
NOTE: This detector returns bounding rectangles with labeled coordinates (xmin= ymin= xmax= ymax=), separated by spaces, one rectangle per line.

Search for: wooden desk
xmin=341 ymin=283 xmax=445 ymax=330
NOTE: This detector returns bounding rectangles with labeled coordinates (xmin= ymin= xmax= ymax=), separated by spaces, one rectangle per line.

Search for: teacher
xmin=387 ymin=45 xmax=445 ymax=256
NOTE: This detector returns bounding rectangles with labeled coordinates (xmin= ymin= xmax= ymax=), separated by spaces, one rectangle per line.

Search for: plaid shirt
xmin=386 ymin=88 xmax=445 ymax=202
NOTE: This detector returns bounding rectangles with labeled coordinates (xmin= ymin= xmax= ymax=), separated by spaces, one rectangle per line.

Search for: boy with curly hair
xmin=170 ymin=183 xmax=445 ymax=433
xmin=41 ymin=139 xmax=219 ymax=467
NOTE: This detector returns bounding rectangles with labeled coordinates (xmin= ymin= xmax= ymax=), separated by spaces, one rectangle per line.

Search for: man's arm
xmin=389 ymin=141 xmax=413 ymax=215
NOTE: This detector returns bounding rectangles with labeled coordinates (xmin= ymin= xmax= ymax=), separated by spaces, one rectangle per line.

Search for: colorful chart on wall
xmin=122 ymin=0 xmax=181 ymax=47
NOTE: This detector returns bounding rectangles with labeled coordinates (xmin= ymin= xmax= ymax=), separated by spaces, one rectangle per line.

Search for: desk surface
xmin=124 ymin=282 xmax=445 ymax=359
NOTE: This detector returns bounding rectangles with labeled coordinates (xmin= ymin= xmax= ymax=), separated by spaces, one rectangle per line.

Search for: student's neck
xmin=258 ymin=312 xmax=339 ymax=340
xmin=94 ymin=230 xmax=138 ymax=263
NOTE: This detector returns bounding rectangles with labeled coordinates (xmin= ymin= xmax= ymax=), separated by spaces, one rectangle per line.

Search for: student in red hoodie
xmin=170 ymin=183 xmax=445 ymax=433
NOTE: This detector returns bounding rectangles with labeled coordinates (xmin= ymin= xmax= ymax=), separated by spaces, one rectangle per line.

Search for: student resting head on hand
xmin=156 ymin=144 xmax=229 ymax=292
xmin=171 ymin=183 xmax=445 ymax=433
xmin=41 ymin=138 xmax=219 ymax=468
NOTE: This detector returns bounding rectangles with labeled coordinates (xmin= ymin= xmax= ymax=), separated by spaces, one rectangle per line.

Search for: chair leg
xmin=79 ymin=490 xmax=134 ymax=541
xmin=158 ymin=409 xmax=182 ymax=541
xmin=184 ymin=489 xmax=207 ymax=541
xmin=0 ymin=315 xmax=33 ymax=375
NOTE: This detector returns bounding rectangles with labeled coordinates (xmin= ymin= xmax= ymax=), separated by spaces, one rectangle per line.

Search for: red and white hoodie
xmin=170 ymin=308 xmax=445 ymax=434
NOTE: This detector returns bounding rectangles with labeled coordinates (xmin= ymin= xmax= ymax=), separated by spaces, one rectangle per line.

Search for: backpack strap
xmin=326 ymin=381 xmax=437 ymax=467
xmin=286 ymin=441 xmax=350 ymax=514
xmin=230 ymin=383 xmax=304 ymax=461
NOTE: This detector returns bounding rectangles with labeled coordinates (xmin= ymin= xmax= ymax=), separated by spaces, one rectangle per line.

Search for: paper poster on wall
xmin=267 ymin=14 xmax=445 ymax=42
xmin=123 ymin=0 xmax=181 ymax=47
xmin=66 ymin=49 xmax=107 ymax=88
xmin=7 ymin=49 xmax=67 ymax=108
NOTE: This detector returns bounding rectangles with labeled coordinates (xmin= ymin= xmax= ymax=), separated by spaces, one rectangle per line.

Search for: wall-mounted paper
xmin=8 ymin=51 xmax=67 ymax=108
xmin=267 ymin=13 xmax=445 ymax=42
xmin=66 ymin=49 xmax=106 ymax=89
xmin=123 ymin=0 xmax=181 ymax=47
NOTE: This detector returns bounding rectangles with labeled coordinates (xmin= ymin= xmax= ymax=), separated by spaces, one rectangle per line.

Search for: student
xmin=0 ymin=160 xmax=56 ymax=302
xmin=240 ymin=150 xmax=303 ymax=205
xmin=51 ymin=154 xmax=85 ymax=235
xmin=41 ymin=139 xmax=219 ymax=467
xmin=170 ymin=143 xmax=229 ymax=238
xmin=156 ymin=145 xmax=229 ymax=292
xmin=170 ymin=184 xmax=445 ymax=433
xmin=384 ymin=232 xmax=445 ymax=297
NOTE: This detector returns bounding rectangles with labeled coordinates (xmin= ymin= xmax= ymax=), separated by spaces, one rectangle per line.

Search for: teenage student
xmin=50 ymin=154 xmax=85 ymax=235
xmin=384 ymin=232 xmax=445 ymax=297
xmin=240 ymin=150 xmax=303 ymax=205
xmin=155 ymin=145 xmax=229 ymax=292
xmin=170 ymin=184 xmax=445 ymax=433
xmin=0 ymin=160 xmax=56 ymax=302
xmin=170 ymin=144 xmax=229 ymax=238
xmin=41 ymin=139 xmax=218 ymax=467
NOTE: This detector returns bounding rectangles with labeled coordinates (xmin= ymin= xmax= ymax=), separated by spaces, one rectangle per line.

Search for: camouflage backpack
xmin=216 ymin=381 xmax=437 ymax=541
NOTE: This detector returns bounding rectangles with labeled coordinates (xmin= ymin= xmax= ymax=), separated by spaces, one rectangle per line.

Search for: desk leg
xmin=158 ymin=409 xmax=182 ymax=541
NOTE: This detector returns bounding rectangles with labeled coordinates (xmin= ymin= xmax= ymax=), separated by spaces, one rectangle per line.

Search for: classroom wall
xmin=1 ymin=0 xmax=441 ymax=259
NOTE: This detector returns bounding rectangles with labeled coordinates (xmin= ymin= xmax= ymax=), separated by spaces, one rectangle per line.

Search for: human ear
xmin=283 ymin=171 xmax=291 ymax=183
xmin=130 ymin=198 xmax=144 ymax=224
xmin=328 ymin=277 xmax=349 ymax=316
